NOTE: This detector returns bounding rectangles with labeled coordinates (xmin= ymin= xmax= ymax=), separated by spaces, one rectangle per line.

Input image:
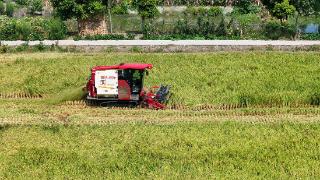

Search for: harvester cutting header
xmin=86 ymin=63 xmax=170 ymax=109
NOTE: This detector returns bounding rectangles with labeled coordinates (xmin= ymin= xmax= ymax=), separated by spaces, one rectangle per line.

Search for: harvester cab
xmin=86 ymin=63 xmax=170 ymax=109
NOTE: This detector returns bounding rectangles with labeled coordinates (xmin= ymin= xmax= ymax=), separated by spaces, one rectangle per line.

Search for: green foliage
xmin=0 ymin=45 xmax=8 ymax=53
xmin=111 ymin=1 xmax=129 ymax=14
xmin=233 ymin=0 xmax=261 ymax=14
xmin=130 ymin=46 xmax=143 ymax=52
xmin=208 ymin=6 xmax=223 ymax=17
xmin=0 ymin=16 xmax=67 ymax=40
xmin=131 ymin=0 xmax=159 ymax=32
xmin=273 ymin=0 xmax=296 ymax=20
xmin=143 ymin=34 xmax=241 ymax=40
xmin=15 ymin=20 xmax=32 ymax=40
xmin=47 ymin=18 xmax=67 ymax=40
xmin=301 ymin=33 xmax=320 ymax=40
xmin=265 ymin=19 xmax=296 ymax=39
xmin=16 ymin=0 xmax=29 ymax=5
xmin=0 ymin=1 xmax=4 ymax=15
xmin=50 ymin=0 xmax=106 ymax=20
xmin=29 ymin=0 xmax=43 ymax=15
xmin=262 ymin=0 xmax=319 ymax=16
xmin=185 ymin=6 xmax=223 ymax=16
xmin=74 ymin=34 xmax=133 ymax=40
xmin=309 ymin=93 xmax=320 ymax=105
xmin=131 ymin=0 xmax=159 ymax=19
xmin=5 ymin=1 xmax=15 ymax=17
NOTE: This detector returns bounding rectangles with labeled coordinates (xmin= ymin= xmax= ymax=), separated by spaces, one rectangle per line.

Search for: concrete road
xmin=1 ymin=40 xmax=320 ymax=46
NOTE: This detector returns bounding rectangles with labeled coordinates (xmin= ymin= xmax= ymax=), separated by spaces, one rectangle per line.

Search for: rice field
xmin=1 ymin=52 xmax=320 ymax=178
xmin=0 ymin=52 xmax=320 ymax=107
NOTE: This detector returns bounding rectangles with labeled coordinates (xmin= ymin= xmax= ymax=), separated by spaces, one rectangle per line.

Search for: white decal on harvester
xmin=95 ymin=70 xmax=118 ymax=95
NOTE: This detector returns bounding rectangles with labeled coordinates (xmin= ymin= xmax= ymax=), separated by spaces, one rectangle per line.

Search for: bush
xmin=143 ymin=34 xmax=241 ymax=40
xmin=0 ymin=17 xmax=17 ymax=40
xmin=301 ymin=33 xmax=320 ymax=40
xmin=0 ymin=17 xmax=67 ymax=40
xmin=47 ymin=18 xmax=67 ymax=40
xmin=111 ymin=2 xmax=129 ymax=14
xmin=0 ymin=1 xmax=5 ymax=15
xmin=233 ymin=0 xmax=261 ymax=14
xmin=16 ymin=0 xmax=29 ymax=6
xmin=15 ymin=20 xmax=32 ymax=40
xmin=208 ymin=6 xmax=223 ymax=17
xmin=29 ymin=0 xmax=43 ymax=15
xmin=185 ymin=6 xmax=223 ymax=17
xmin=265 ymin=20 xmax=296 ymax=40
xmin=6 ymin=1 xmax=15 ymax=17
xmin=74 ymin=34 xmax=132 ymax=40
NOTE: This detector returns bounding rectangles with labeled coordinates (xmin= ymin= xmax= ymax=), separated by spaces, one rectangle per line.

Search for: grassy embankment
xmin=0 ymin=52 xmax=320 ymax=178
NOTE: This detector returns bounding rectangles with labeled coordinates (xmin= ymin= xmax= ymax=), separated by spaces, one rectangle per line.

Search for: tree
xmin=262 ymin=0 xmax=319 ymax=16
xmin=0 ymin=1 xmax=4 ymax=15
xmin=273 ymin=0 xmax=296 ymax=22
xmin=50 ymin=0 xmax=109 ymax=35
xmin=232 ymin=0 xmax=261 ymax=14
xmin=291 ymin=0 xmax=320 ymax=15
xmin=6 ymin=1 xmax=15 ymax=17
xmin=131 ymin=0 xmax=159 ymax=32
xmin=30 ymin=0 xmax=44 ymax=15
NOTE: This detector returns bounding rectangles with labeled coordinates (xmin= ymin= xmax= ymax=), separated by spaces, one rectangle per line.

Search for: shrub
xmin=33 ymin=42 xmax=46 ymax=51
xmin=216 ymin=16 xmax=227 ymax=36
xmin=0 ymin=1 xmax=5 ymax=15
xmin=208 ymin=6 xmax=223 ymax=17
xmin=0 ymin=45 xmax=9 ymax=53
xmin=0 ymin=17 xmax=67 ymax=41
xmin=16 ymin=0 xmax=29 ymax=6
xmin=0 ymin=17 xmax=17 ymax=40
xmin=15 ymin=43 xmax=29 ymax=52
xmin=301 ymin=33 xmax=320 ymax=40
xmin=233 ymin=0 xmax=261 ymax=14
xmin=15 ymin=20 xmax=32 ymax=40
xmin=6 ymin=1 xmax=15 ymax=17
xmin=265 ymin=20 xmax=296 ymax=40
xmin=74 ymin=34 xmax=131 ymax=40
xmin=111 ymin=1 xmax=129 ymax=14
xmin=184 ymin=6 xmax=198 ymax=15
xmin=29 ymin=0 xmax=43 ymax=15
xmin=47 ymin=18 xmax=67 ymax=40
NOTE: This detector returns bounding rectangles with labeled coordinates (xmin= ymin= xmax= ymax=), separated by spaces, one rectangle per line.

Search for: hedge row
xmin=0 ymin=16 xmax=67 ymax=40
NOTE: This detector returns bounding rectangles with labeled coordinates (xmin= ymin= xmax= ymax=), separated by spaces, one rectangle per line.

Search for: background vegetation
xmin=0 ymin=0 xmax=318 ymax=40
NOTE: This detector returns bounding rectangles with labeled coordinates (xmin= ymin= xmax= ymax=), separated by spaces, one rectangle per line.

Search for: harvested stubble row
xmin=0 ymin=92 xmax=43 ymax=99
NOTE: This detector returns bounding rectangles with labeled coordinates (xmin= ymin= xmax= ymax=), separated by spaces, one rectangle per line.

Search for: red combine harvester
xmin=86 ymin=63 xmax=170 ymax=109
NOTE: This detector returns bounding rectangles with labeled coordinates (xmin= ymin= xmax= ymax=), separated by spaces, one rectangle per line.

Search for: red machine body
xmin=86 ymin=63 xmax=169 ymax=109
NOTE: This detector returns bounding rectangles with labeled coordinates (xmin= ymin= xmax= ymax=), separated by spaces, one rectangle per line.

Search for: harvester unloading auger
xmin=85 ymin=63 xmax=170 ymax=109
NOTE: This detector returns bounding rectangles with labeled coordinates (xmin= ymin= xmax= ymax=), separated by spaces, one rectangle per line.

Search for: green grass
xmin=0 ymin=52 xmax=320 ymax=107
xmin=0 ymin=122 xmax=320 ymax=179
